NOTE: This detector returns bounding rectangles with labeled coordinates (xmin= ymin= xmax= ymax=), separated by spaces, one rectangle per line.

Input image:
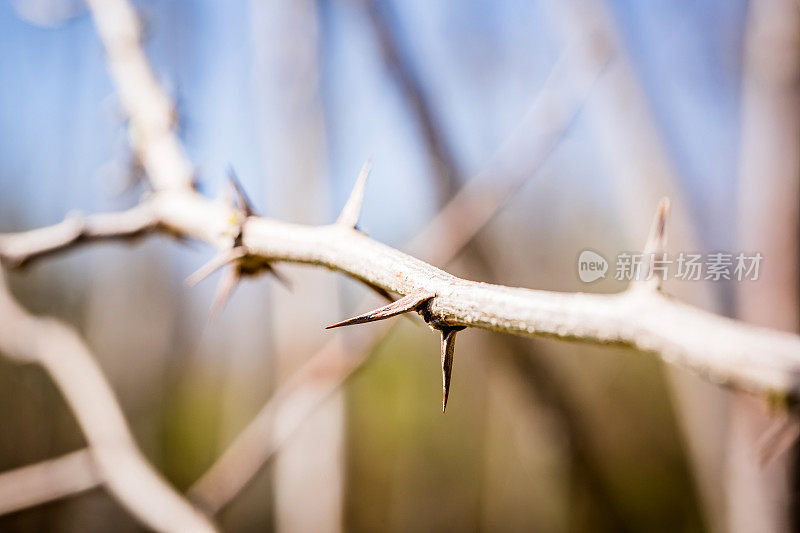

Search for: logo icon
xmin=577 ymin=250 xmax=608 ymax=283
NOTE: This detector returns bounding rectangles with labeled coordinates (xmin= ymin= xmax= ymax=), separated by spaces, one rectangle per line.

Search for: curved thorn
xmin=336 ymin=159 xmax=372 ymax=229
xmin=186 ymin=247 xmax=247 ymax=287
xmin=325 ymin=289 xmax=433 ymax=329
xmin=227 ymin=167 xmax=257 ymax=217
xmin=440 ymin=326 xmax=464 ymax=413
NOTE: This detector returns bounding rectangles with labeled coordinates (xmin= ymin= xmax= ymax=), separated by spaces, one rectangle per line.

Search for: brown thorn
xmin=227 ymin=167 xmax=258 ymax=217
xmin=325 ymin=289 xmax=433 ymax=329
xmin=336 ymin=159 xmax=372 ymax=229
xmin=440 ymin=326 xmax=465 ymax=413
xmin=186 ymin=247 xmax=247 ymax=287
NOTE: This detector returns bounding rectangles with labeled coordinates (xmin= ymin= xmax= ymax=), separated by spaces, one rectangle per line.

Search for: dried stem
xmin=0 ymin=269 xmax=217 ymax=531
xmin=86 ymin=0 xmax=194 ymax=191
xmin=0 ymin=450 xmax=99 ymax=515
xmin=5 ymin=186 xmax=799 ymax=412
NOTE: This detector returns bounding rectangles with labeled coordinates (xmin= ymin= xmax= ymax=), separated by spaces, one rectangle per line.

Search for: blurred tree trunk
xmin=251 ymin=1 xmax=344 ymax=532
xmin=730 ymin=0 xmax=800 ymax=531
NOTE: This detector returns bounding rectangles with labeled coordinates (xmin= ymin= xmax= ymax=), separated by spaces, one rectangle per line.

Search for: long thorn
xmin=186 ymin=248 xmax=247 ymax=287
xmin=325 ymin=289 xmax=433 ymax=329
xmin=440 ymin=327 xmax=463 ymax=413
xmin=336 ymin=159 xmax=372 ymax=229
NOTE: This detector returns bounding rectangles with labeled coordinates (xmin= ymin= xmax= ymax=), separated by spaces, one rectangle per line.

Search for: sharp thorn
xmin=186 ymin=247 xmax=247 ymax=287
xmin=440 ymin=327 xmax=462 ymax=413
xmin=227 ymin=166 xmax=258 ymax=217
xmin=325 ymin=289 xmax=433 ymax=329
xmin=643 ymin=197 xmax=671 ymax=256
xmin=336 ymin=158 xmax=372 ymax=229
xmin=631 ymin=197 xmax=671 ymax=291
xmin=208 ymin=267 xmax=240 ymax=320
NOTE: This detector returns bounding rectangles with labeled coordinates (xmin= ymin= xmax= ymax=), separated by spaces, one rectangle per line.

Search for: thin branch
xmin=203 ymin=192 xmax=800 ymax=400
xmin=0 ymin=202 xmax=157 ymax=267
xmin=86 ymin=0 xmax=194 ymax=191
xmin=0 ymin=268 xmax=217 ymax=531
xmin=5 ymin=184 xmax=799 ymax=416
xmin=0 ymin=450 xmax=99 ymax=515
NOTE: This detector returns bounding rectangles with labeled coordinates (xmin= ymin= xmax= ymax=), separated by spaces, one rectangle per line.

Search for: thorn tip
xmin=336 ymin=159 xmax=372 ymax=229
xmin=325 ymin=289 xmax=433 ymax=329
xmin=440 ymin=327 xmax=461 ymax=414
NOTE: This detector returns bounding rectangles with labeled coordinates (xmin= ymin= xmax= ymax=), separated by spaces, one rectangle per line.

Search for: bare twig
xmin=0 ymin=202 xmax=157 ymax=267
xmin=0 ymin=267 xmax=217 ymax=531
xmin=0 ymin=450 xmax=99 ymax=515
xmin=86 ymin=0 xmax=194 ymax=191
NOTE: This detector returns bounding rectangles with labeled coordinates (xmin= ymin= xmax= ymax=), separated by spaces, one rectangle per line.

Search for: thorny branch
xmin=361 ymin=5 xmax=631 ymax=527
xmin=3 ymin=0 xmax=800 ymax=526
xmin=4 ymin=181 xmax=800 ymax=412
xmin=186 ymin=51 xmax=601 ymax=509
